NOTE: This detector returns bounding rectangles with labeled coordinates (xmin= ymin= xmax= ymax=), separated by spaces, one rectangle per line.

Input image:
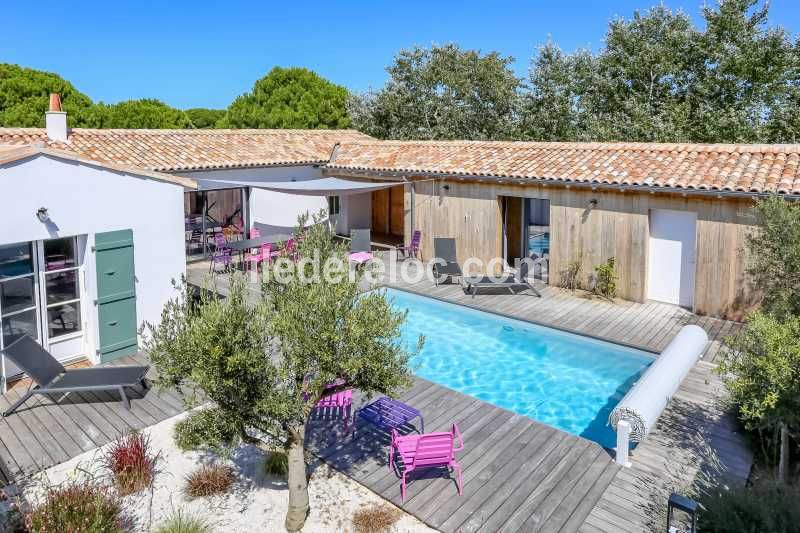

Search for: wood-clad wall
xmin=405 ymin=178 xmax=759 ymax=320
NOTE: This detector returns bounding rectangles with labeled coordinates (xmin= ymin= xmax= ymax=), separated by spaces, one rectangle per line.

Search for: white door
xmin=647 ymin=209 xmax=697 ymax=307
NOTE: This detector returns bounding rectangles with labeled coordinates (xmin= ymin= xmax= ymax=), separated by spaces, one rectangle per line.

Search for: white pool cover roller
xmin=609 ymin=325 xmax=708 ymax=444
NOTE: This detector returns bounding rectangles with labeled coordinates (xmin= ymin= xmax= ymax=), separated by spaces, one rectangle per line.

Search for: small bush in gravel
xmin=155 ymin=509 xmax=211 ymax=533
xmin=352 ymin=504 xmax=401 ymax=533
xmin=262 ymin=451 xmax=288 ymax=478
xmin=102 ymin=432 xmax=159 ymax=496
xmin=173 ymin=408 xmax=237 ymax=451
xmin=184 ymin=464 xmax=235 ymax=498
xmin=25 ymin=480 xmax=125 ymax=532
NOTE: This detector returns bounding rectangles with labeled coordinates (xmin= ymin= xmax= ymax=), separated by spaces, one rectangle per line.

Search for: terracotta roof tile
xmin=0 ymin=128 xmax=372 ymax=172
xmin=329 ymin=140 xmax=800 ymax=195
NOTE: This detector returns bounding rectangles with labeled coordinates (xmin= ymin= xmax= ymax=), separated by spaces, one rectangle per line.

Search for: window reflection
xmin=44 ymin=238 xmax=77 ymax=271
xmin=45 ymin=271 xmax=79 ymax=305
xmin=47 ymin=304 xmax=81 ymax=338
xmin=0 ymin=242 xmax=34 ymax=278
xmin=2 ymin=309 xmax=38 ymax=346
xmin=0 ymin=276 xmax=36 ymax=314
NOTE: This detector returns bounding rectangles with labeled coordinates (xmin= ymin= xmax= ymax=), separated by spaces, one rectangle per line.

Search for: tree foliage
xmin=221 ymin=67 xmax=350 ymax=129
xmin=0 ymin=63 xmax=94 ymax=127
xmin=353 ymin=1 xmax=800 ymax=143
xmin=142 ymin=213 xmax=419 ymax=531
xmin=0 ymin=63 xmax=194 ymax=129
xmin=746 ymin=196 xmax=800 ymax=319
xmin=349 ymin=44 xmax=521 ymax=140
xmin=184 ymin=108 xmax=225 ymax=129
xmin=85 ymin=99 xmax=193 ymax=129
xmin=522 ymin=0 xmax=800 ymax=143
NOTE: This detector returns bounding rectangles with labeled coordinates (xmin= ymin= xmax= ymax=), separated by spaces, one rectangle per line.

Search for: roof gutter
xmin=322 ymin=167 xmax=800 ymax=201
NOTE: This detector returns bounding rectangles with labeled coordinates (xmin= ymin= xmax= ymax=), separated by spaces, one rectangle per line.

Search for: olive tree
xmin=142 ymin=212 xmax=419 ymax=531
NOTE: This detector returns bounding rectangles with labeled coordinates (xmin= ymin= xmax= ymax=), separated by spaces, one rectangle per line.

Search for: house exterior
xmin=2 ymin=101 xmax=799 ymax=387
xmin=0 ymin=144 xmax=192 ymax=389
xmin=324 ymin=140 xmax=800 ymax=320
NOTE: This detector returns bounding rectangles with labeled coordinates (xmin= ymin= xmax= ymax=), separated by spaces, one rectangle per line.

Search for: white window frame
xmin=39 ymin=236 xmax=84 ymax=343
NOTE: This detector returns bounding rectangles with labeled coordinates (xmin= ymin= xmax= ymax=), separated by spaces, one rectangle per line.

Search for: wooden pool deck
xmin=0 ymin=353 xmax=186 ymax=485
xmin=186 ymin=259 xmax=752 ymax=532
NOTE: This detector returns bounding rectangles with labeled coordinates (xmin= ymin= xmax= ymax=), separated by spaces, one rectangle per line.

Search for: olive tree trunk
xmin=285 ymin=423 xmax=310 ymax=532
xmin=778 ymin=423 xmax=789 ymax=483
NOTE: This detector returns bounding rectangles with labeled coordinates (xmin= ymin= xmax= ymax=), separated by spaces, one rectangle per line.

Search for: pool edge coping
xmin=378 ymin=282 xmax=661 ymax=357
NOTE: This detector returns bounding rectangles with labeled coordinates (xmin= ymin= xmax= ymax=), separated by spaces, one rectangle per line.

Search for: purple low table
xmin=354 ymin=396 xmax=424 ymax=437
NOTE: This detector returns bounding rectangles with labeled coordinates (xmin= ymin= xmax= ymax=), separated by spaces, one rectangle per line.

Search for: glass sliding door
xmin=525 ymin=198 xmax=550 ymax=282
xmin=184 ymin=188 xmax=247 ymax=262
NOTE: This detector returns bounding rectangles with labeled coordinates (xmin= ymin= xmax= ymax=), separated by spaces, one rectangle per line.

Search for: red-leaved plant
xmin=102 ymin=432 xmax=159 ymax=496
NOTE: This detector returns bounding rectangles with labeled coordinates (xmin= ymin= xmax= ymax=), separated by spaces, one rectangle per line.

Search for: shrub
xmin=698 ymin=479 xmax=800 ymax=532
xmin=558 ymin=258 xmax=583 ymax=291
xmin=352 ymin=504 xmax=401 ymax=533
xmin=593 ymin=257 xmax=617 ymax=299
xmin=263 ymin=451 xmax=288 ymax=478
xmin=155 ymin=509 xmax=211 ymax=533
xmin=102 ymin=432 xmax=158 ymax=496
xmin=174 ymin=408 xmax=237 ymax=452
xmin=184 ymin=464 xmax=235 ymax=498
xmin=25 ymin=480 xmax=125 ymax=532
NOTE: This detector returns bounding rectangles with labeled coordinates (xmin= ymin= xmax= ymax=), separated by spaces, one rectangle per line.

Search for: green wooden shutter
xmin=94 ymin=229 xmax=138 ymax=361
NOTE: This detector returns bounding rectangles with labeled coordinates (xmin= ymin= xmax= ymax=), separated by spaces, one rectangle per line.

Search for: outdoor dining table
xmin=225 ymin=233 xmax=294 ymax=252
xmin=224 ymin=233 xmax=294 ymax=270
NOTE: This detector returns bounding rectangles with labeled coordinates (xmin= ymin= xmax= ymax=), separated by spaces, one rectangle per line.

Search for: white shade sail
xmin=197 ymin=177 xmax=403 ymax=196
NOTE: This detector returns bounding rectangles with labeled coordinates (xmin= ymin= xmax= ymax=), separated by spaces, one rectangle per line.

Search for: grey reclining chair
xmin=432 ymin=237 xmax=463 ymax=286
xmin=1 ymin=335 xmax=149 ymax=417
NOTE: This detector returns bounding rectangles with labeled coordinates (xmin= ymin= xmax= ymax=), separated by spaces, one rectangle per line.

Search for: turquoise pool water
xmin=386 ymin=288 xmax=654 ymax=448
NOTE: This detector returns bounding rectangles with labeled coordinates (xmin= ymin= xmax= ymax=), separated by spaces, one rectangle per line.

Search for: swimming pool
xmin=385 ymin=287 xmax=654 ymax=448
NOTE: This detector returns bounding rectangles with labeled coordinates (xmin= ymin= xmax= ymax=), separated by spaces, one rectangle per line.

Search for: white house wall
xmin=0 ymin=155 xmax=186 ymax=361
xmin=177 ymin=166 xmax=328 ymax=233
xmin=337 ymin=192 xmax=372 ymax=235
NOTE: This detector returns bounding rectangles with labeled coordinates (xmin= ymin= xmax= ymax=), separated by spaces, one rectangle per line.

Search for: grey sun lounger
xmin=1 ymin=335 xmax=149 ymax=417
xmin=462 ymin=261 xmax=542 ymax=298
xmin=432 ymin=237 xmax=463 ymax=286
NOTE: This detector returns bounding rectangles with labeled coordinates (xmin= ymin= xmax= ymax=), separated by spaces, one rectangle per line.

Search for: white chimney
xmin=45 ymin=93 xmax=68 ymax=142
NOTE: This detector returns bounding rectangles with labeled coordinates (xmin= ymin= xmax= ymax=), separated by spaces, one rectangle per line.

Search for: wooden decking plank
xmin=448 ymin=424 xmax=571 ymax=532
xmin=498 ymin=439 xmax=594 ymax=532
xmin=0 ymin=390 xmax=66 ymax=471
xmin=552 ymin=457 xmax=621 ymax=533
xmin=22 ymin=395 xmax=86 ymax=459
xmin=434 ymin=426 xmax=580 ymax=531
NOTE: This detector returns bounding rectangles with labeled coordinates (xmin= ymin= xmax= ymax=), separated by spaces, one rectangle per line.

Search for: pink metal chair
xmin=390 ymin=423 xmax=464 ymax=502
xmin=398 ymin=230 xmax=422 ymax=260
xmin=283 ymin=238 xmax=297 ymax=261
xmin=246 ymin=242 xmax=271 ymax=269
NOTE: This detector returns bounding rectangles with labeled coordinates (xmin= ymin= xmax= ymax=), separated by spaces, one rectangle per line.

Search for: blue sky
xmin=3 ymin=1 xmax=799 ymax=110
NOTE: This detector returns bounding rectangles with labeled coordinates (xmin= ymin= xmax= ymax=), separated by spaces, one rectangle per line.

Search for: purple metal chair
xmin=209 ymin=233 xmax=233 ymax=272
xmin=390 ymin=423 xmax=464 ymax=502
xmin=398 ymin=230 xmax=422 ymax=260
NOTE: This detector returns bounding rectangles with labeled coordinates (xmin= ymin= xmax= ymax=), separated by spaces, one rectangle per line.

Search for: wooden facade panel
xmin=389 ymin=186 xmax=404 ymax=236
xmin=406 ymin=178 xmax=758 ymax=319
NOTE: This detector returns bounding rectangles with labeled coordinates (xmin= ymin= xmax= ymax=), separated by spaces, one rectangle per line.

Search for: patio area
xmin=186 ymin=255 xmax=753 ymax=532
xmin=0 ymin=353 xmax=187 ymax=484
